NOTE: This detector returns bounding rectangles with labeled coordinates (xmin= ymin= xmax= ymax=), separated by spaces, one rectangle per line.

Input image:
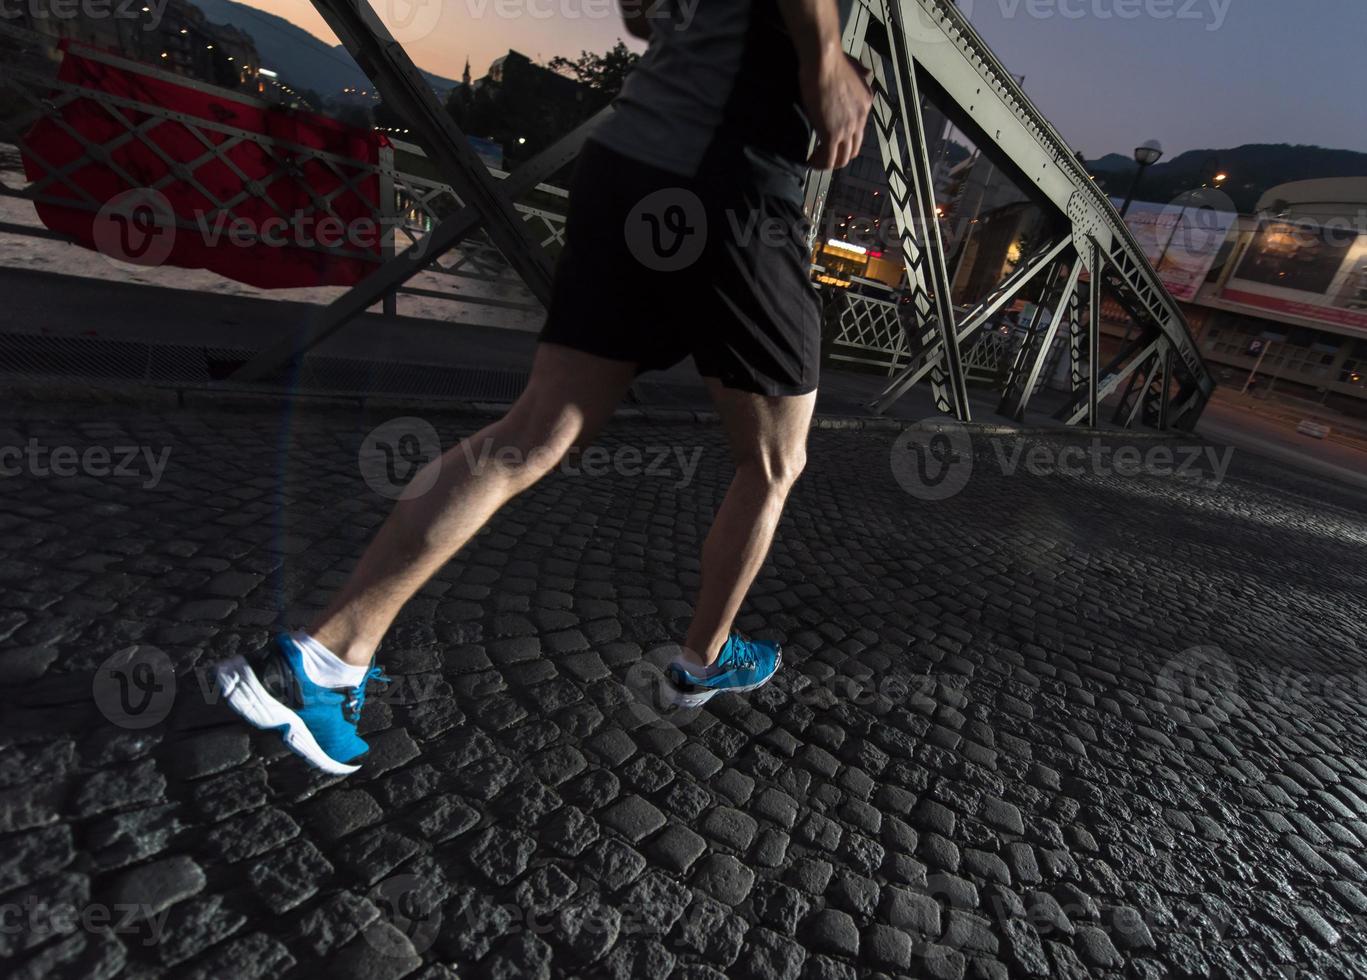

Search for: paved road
xmin=1196 ymin=399 xmax=1367 ymax=493
xmin=2 ymin=401 xmax=1367 ymax=979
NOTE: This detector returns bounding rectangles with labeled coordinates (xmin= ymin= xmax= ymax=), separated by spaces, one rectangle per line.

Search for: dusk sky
xmin=241 ymin=0 xmax=1367 ymax=158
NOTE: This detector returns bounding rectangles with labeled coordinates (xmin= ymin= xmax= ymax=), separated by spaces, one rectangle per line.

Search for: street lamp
xmin=1120 ymin=139 xmax=1163 ymax=216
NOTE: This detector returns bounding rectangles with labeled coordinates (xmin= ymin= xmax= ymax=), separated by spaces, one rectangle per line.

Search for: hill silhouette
xmin=1086 ymin=144 xmax=1367 ymax=212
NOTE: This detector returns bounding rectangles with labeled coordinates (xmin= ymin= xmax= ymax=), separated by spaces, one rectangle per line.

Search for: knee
xmin=483 ymin=400 xmax=581 ymax=482
xmin=736 ymin=443 xmax=807 ymax=496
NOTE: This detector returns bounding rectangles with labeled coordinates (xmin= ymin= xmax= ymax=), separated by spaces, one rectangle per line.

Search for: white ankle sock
xmin=291 ymin=630 xmax=369 ymax=688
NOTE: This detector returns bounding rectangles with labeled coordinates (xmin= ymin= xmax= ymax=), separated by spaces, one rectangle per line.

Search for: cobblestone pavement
xmin=2 ymin=400 xmax=1367 ymax=980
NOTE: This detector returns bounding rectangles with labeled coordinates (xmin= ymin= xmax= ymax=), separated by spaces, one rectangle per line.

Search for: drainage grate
xmin=0 ymin=332 xmax=529 ymax=403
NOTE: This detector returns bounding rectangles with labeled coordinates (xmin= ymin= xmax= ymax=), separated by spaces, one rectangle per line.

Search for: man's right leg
xmin=312 ymin=343 xmax=638 ymax=666
xmin=215 ymin=344 xmax=636 ymax=772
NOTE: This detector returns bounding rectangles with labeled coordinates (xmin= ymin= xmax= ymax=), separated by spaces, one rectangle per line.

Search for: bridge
xmin=2 ymin=4 xmax=1364 ymax=980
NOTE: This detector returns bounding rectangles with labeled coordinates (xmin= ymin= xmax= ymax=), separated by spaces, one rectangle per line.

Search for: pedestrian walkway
xmin=2 ymin=397 xmax=1365 ymax=978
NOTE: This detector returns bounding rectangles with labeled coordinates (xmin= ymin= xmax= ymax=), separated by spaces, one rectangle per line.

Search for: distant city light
xmin=827 ymin=239 xmax=868 ymax=255
xmin=259 ymin=68 xmax=279 ymax=78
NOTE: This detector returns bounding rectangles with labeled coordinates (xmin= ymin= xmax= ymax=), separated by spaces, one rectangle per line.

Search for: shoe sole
xmin=214 ymin=655 xmax=360 ymax=775
xmin=666 ymin=650 xmax=783 ymax=710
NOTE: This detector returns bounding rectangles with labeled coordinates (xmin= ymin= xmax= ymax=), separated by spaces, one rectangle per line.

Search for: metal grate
xmin=0 ymin=332 xmax=529 ymax=403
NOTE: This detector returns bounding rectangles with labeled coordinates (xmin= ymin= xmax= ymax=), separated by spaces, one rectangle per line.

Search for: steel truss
xmin=232 ymin=0 xmax=602 ymax=381
xmin=824 ymin=0 xmax=1213 ymax=429
xmin=2 ymin=0 xmax=1212 ymax=427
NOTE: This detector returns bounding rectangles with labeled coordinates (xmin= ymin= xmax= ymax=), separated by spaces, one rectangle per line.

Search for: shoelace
xmin=343 ymin=665 xmax=390 ymax=723
xmin=718 ymin=633 xmax=757 ymax=671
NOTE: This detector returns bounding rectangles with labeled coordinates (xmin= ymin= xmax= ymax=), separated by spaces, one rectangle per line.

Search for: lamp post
xmin=1119 ymin=139 xmax=1163 ymax=216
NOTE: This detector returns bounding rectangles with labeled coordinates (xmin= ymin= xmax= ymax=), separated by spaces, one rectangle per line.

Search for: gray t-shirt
xmin=591 ymin=0 xmax=813 ymax=189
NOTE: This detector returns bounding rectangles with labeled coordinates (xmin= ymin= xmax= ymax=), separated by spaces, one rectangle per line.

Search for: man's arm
xmin=621 ymin=1 xmax=652 ymax=41
xmin=778 ymin=0 xmax=873 ymax=170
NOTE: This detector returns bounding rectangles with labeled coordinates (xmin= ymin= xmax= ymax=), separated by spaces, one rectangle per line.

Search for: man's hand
xmin=779 ymin=1 xmax=873 ymax=171
xmin=800 ymin=47 xmax=874 ymax=171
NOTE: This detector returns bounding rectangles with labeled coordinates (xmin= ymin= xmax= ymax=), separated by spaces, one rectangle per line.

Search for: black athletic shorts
xmin=539 ymin=139 xmax=821 ymax=397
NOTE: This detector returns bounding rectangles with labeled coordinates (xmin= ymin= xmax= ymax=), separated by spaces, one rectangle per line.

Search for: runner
xmin=214 ymin=0 xmax=873 ymax=773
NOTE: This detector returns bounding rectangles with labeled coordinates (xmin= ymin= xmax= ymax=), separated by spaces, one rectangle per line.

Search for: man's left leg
xmin=667 ymin=381 xmax=815 ymax=705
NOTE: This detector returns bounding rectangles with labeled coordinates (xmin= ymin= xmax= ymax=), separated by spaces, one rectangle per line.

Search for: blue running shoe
xmin=213 ymin=633 xmax=389 ymax=775
xmin=665 ymin=632 xmax=782 ymax=709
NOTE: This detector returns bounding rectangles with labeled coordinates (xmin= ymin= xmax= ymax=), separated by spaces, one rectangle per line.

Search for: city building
xmin=1145 ymin=178 xmax=1367 ymax=415
xmin=12 ymin=0 xmax=259 ymax=92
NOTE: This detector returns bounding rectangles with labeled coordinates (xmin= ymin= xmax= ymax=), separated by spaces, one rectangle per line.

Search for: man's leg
xmin=680 ymin=381 xmax=816 ymax=667
xmin=311 ymin=343 xmax=637 ymax=666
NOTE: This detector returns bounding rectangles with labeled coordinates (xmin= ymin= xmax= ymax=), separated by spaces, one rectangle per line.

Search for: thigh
xmin=706 ymin=379 xmax=816 ymax=472
xmin=539 ymin=142 xmax=695 ymax=373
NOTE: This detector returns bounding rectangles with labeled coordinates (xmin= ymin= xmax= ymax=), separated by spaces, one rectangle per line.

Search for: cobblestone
xmin=3 ymin=404 xmax=1367 ymax=976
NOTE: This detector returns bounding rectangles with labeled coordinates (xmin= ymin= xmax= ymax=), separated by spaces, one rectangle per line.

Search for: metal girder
xmin=999 ymin=252 xmax=1084 ymax=422
xmin=1055 ymin=330 xmax=1165 ymax=427
xmin=306 ymin=0 xmax=555 ymax=306
xmin=867 ymin=235 xmax=1070 ymax=414
xmin=1085 ymin=238 xmax=1101 ymax=425
xmin=231 ymin=110 xmax=605 ymax=382
xmin=859 ymin=0 xmax=971 ymax=420
xmin=1117 ymin=351 xmax=1160 ymax=428
xmin=1149 ymin=346 xmax=1173 ymax=430
xmin=849 ymin=0 xmax=1212 ymax=421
